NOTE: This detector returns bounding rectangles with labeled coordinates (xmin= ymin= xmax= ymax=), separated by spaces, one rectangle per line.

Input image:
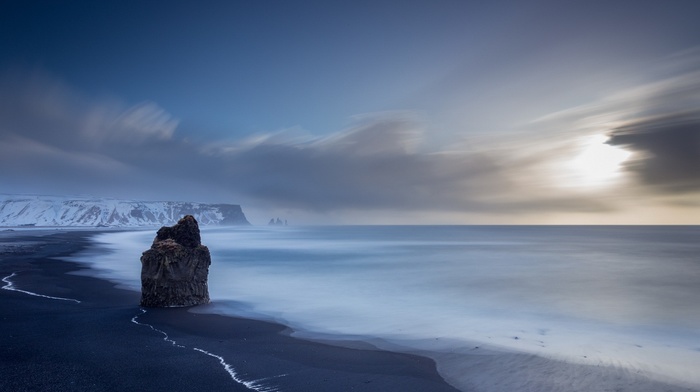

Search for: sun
xmin=569 ymin=134 xmax=633 ymax=187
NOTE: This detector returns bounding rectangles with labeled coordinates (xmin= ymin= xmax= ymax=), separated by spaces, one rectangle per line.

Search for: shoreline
xmin=0 ymin=230 xmax=458 ymax=392
xmin=2 ymin=230 xmax=699 ymax=392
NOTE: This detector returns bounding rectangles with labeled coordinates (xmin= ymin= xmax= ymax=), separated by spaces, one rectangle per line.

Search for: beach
xmin=0 ymin=230 xmax=458 ymax=392
xmin=2 ymin=229 xmax=699 ymax=392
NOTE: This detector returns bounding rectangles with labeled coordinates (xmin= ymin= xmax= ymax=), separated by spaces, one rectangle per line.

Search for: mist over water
xmin=71 ymin=225 xmax=700 ymax=386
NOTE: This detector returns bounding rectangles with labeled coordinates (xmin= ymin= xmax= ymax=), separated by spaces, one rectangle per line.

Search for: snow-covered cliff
xmin=0 ymin=195 xmax=250 ymax=227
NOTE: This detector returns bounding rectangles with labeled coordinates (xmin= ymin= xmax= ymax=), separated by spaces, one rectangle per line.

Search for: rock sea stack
xmin=140 ymin=215 xmax=211 ymax=307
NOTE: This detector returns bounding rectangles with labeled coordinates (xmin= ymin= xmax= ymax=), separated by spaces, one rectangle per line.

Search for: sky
xmin=1 ymin=0 xmax=699 ymax=224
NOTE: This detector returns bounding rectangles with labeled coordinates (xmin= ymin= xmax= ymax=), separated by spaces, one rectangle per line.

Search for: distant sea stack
xmin=140 ymin=215 xmax=211 ymax=307
xmin=268 ymin=217 xmax=287 ymax=226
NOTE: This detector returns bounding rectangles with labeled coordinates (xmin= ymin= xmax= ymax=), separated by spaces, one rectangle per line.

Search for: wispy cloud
xmin=1 ymin=64 xmax=697 ymax=223
xmin=209 ymin=115 xmax=615 ymax=215
xmin=530 ymin=49 xmax=700 ymax=196
xmin=0 ymin=70 xmax=610 ymax=217
xmin=0 ymin=70 xmax=190 ymax=199
xmin=0 ymin=70 xmax=178 ymax=149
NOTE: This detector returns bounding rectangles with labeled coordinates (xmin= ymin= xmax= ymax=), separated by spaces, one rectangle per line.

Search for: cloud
xmin=530 ymin=49 xmax=700 ymax=198
xmin=217 ymin=119 xmax=497 ymax=211
xmin=110 ymin=102 xmax=179 ymax=142
xmin=0 ymin=70 xmax=197 ymax=199
xmin=212 ymin=117 xmax=613 ymax=214
xmin=0 ymin=69 xmax=178 ymax=150
xmin=601 ymin=57 xmax=700 ymax=193
xmin=608 ymin=112 xmax=700 ymax=192
xmin=0 ymin=71 xmax=611 ymax=217
xmin=6 ymin=68 xmax=672 ymax=222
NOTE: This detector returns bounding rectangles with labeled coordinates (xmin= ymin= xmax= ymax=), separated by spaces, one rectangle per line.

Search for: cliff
xmin=0 ymin=195 xmax=250 ymax=227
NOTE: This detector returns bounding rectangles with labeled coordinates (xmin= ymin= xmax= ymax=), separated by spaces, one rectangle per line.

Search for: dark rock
xmin=268 ymin=217 xmax=287 ymax=226
xmin=154 ymin=215 xmax=201 ymax=248
xmin=140 ymin=215 xmax=211 ymax=307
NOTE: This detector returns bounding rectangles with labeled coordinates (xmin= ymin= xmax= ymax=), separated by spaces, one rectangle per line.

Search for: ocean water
xmin=69 ymin=225 xmax=700 ymax=387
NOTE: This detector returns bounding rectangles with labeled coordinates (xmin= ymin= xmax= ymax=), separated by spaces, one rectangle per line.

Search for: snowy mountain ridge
xmin=0 ymin=195 xmax=250 ymax=227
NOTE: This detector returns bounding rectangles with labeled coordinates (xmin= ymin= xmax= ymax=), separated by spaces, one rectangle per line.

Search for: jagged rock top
xmin=154 ymin=215 xmax=201 ymax=248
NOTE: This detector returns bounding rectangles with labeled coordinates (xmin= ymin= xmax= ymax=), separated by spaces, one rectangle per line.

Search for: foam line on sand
xmin=132 ymin=308 xmax=284 ymax=392
xmin=2 ymin=272 xmax=81 ymax=303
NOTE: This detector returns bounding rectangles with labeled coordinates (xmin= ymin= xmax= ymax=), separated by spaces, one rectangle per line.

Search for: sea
xmin=68 ymin=225 xmax=700 ymax=388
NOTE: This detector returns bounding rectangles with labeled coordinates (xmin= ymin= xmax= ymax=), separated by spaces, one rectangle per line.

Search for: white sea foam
xmin=2 ymin=272 xmax=81 ymax=303
xmin=69 ymin=225 xmax=700 ymax=389
xmin=130 ymin=308 xmax=184 ymax=348
xmin=192 ymin=348 xmax=283 ymax=392
xmin=131 ymin=308 xmax=281 ymax=391
xmin=68 ymin=230 xmax=152 ymax=290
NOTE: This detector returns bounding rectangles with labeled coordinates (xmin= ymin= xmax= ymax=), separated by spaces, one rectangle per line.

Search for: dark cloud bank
xmin=609 ymin=113 xmax=700 ymax=192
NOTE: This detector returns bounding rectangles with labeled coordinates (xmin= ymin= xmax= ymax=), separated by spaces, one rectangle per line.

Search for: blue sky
xmin=2 ymin=1 xmax=699 ymax=224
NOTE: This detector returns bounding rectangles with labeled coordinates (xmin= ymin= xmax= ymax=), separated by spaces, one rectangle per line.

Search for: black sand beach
xmin=0 ymin=231 xmax=458 ymax=392
xmin=3 ymin=230 xmax=699 ymax=392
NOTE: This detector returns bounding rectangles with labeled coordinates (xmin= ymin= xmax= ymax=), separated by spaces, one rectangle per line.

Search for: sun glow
xmin=569 ymin=134 xmax=633 ymax=187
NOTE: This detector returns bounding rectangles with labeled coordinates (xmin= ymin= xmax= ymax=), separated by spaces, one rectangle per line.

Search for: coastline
xmin=2 ymin=229 xmax=699 ymax=392
xmin=0 ymin=230 xmax=458 ymax=392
